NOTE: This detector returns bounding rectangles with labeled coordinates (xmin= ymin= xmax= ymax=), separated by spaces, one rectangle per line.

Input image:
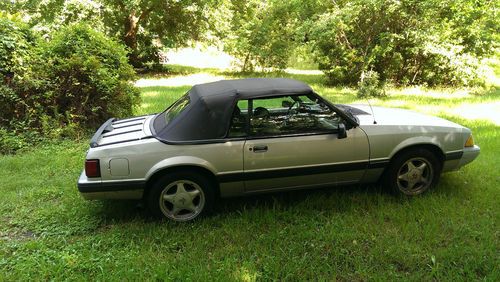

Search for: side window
xmin=228 ymin=100 xmax=249 ymax=138
xmin=250 ymin=94 xmax=341 ymax=137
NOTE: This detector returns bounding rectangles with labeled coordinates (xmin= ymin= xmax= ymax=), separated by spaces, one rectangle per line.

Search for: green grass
xmin=1 ymin=68 xmax=499 ymax=280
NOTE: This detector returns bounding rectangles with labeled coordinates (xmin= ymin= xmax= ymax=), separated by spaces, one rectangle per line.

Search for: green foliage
xmin=27 ymin=0 xmax=106 ymax=34
xmin=4 ymin=0 xmax=498 ymax=83
xmin=219 ymin=0 xmax=498 ymax=85
xmin=287 ymin=45 xmax=319 ymax=70
xmin=222 ymin=0 xmax=326 ymax=72
xmin=36 ymin=24 xmax=140 ymax=127
xmin=357 ymin=70 xmax=386 ymax=98
xmin=0 ymin=15 xmax=41 ymax=154
xmin=0 ymin=128 xmax=32 ymax=155
xmin=222 ymin=0 xmax=292 ymax=71
xmin=5 ymin=0 xmax=213 ymax=67
xmin=0 ymin=14 xmax=34 ymax=79
xmin=308 ymin=0 xmax=498 ymax=86
xmin=0 ymin=17 xmax=139 ymax=154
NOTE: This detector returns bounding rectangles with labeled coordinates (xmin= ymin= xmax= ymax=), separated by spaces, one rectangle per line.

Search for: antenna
xmin=366 ymin=98 xmax=377 ymax=124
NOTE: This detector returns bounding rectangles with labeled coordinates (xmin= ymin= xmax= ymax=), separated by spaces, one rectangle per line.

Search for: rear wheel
xmin=384 ymin=148 xmax=442 ymax=196
xmin=148 ymin=172 xmax=214 ymax=221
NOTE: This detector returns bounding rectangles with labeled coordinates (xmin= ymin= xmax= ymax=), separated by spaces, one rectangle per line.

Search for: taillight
xmin=85 ymin=159 xmax=101 ymax=178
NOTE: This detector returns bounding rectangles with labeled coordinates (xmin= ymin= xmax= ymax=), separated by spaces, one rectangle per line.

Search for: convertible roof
xmin=153 ymin=78 xmax=314 ymax=142
xmin=189 ymin=78 xmax=313 ymax=99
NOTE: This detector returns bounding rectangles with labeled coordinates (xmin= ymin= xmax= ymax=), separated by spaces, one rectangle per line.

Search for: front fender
xmin=388 ymin=136 xmax=444 ymax=159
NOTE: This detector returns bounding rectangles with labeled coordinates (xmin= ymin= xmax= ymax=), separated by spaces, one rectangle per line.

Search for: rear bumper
xmin=77 ymin=171 xmax=145 ymax=200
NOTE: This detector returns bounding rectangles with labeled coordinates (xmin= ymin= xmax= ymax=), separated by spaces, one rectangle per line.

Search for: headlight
xmin=464 ymin=134 xmax=475 ymax=147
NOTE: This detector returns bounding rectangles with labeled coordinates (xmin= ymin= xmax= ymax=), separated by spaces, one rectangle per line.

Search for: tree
xmin=220 ymin=0 xmax=326 ymax=71
xmin=218 ymin=0 xmax=497 ymax=85
xmin=4 ymin=0 xmax=213 ymax=67
xmin=307 ymin=0 xmax=499 ymax=86
xmin=101 ymin=0 xmax=211 ymax=67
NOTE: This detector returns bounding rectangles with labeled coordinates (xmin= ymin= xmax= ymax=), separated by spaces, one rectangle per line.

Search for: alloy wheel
xmin=396 ymin=157 xmax=434 ymax=195
xmin=159 ymin=180 xmax=205 ymax=221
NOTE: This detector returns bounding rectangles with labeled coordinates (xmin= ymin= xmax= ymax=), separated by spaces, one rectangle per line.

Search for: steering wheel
xmin=285 ymin=101 xmax=300 ymax=120
xmin=282 ymin=101 xmax=299 ymax=127
xmin=286 ymin=101 xmax=299 ymax=118
xmin=253 ymin=107 xmax=269 ymax=119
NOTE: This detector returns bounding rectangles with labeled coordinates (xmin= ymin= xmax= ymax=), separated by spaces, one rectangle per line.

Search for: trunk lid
xmin=90 ymin=115 xmax=155 ymax=148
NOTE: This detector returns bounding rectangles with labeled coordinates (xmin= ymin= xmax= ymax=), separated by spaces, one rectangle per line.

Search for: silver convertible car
xmin=77 ymin=78 xmax=480 ymax=221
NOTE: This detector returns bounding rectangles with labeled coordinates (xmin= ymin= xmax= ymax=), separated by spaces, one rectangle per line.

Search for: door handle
xmin=251 ymin=145 xmax=268 ymax=153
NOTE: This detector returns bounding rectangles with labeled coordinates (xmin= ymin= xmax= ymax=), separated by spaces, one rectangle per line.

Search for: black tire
xmin=384 ymin=148 xmax=442 ymax=196
xmin=147 ymin=171 xmax=215 ymax=221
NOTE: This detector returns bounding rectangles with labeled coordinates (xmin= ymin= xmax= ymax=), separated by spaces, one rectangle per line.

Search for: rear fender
xmin=145 ymin=156 xmax=217 ymax=180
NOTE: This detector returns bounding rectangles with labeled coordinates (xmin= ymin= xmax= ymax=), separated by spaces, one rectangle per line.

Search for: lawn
xmin=1 ymin=68 xmax=499 ymax=280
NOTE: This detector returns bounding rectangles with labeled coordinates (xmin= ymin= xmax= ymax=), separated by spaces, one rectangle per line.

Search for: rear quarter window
xmin=164 ymin=95 xmax=190 ymax=124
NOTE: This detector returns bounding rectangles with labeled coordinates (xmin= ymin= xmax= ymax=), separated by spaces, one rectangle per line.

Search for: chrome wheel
xmin=396 ymin=157 xmax=433 ymax=195
xmin=159 ymin=180 xmax=205 ymax=221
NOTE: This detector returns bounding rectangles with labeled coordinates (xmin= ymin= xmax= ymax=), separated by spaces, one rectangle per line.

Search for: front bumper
xmin=442 ymin=145 xmax=480 ymax=172
xmin=77 ymin=171 xmax=145 ymax=200
xmin=458 ymin=145 xmax=480 ymax=168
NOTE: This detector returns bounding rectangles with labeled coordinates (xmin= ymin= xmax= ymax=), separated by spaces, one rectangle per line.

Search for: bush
xmin=0 ymin=15 xmax=33 ymax=80
xmin=35 ymin=24 xmax=140 ymax=128
xmin=0 ymin=19 xmax=140 ymax=154
xmin=357 ymin=70 xmax=386 ymax=98
xmin=308 ymin=0 xmax=496 ymax=86
xmin=223 ymin=0 xmax=299 ymax=72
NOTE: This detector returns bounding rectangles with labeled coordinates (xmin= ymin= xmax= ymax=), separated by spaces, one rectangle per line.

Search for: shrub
xmin=0 ymin=19 xmax=140 ymax=154
xmin=308 ymin=0 xmax=496 ymax=86
xmin=0 ymin=16 xmax=40 ymax=154
xmin=35 ymin=24 xmax=140 ymax=128
xmin=0 ymin=15 xmax=34 ymax=80
xmin=357 ymin=70 xmax=386 ymax=98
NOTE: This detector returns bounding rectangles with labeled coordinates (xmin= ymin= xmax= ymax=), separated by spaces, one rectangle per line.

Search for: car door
xmin=242 ymin=94 xmax=370 ymax=192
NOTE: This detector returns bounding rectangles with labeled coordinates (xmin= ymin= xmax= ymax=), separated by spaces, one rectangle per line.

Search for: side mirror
xmin=338 ymin=123 xmax=347 ymax=139
xmin=282 ymin=100 xmax=293 ymax=108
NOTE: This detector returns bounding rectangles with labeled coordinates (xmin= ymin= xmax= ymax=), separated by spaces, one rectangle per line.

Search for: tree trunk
xmin=124 ymin=11 xmax=140 ymax=67
xmin=122 ymin=7 xmax=154 ymax=67
xmin=242 ymin=52 xmax=251 ymax=72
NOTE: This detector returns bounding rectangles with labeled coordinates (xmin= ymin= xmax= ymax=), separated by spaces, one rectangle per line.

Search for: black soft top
xmin=152 ymin=78 xmax=314 ymax=142
xmin=190 ymin=78 xmax=312 ymax=99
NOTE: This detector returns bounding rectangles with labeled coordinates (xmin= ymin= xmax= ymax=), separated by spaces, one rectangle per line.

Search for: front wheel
xmin=384 ymin=148 xmax=442 ymax=196
xmin=147 ymin=172 xmax=214 ymax=221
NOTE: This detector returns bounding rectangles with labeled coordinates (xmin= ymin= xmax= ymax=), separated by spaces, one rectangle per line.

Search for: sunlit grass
xmin=136 ymin=72 xmax=227 ymax=87
xmin=136 ymin=86 xmax=190 ymax=114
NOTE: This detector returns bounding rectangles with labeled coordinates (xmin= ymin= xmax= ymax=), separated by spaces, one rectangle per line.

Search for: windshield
xmin=309 ymin=92 xmax=358 ymax=127
xmin=164 ymin=94 xmax=190 ymax=124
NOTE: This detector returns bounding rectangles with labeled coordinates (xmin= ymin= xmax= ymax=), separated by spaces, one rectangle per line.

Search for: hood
xmin=348 ymin=104 xmax=464 ymax=129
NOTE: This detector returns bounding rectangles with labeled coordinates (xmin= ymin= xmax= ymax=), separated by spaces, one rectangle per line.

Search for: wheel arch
xmin=381 ymin=143 xmax=445 ymax=195
xmin=379 ymin=142 xmax=445 ymax=183
xmin=144 ymin=164 xmax=220 ymax=200
xmin=388 ymin=138 xmax=445 ymax=163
